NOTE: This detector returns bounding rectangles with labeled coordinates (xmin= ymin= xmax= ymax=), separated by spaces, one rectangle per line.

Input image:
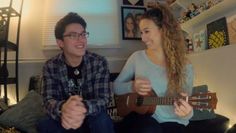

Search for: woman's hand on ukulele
xmin=132 ymin=77 xmax=152 ymax=96
xmin=174 ymin=93 xmax=193 ymax=118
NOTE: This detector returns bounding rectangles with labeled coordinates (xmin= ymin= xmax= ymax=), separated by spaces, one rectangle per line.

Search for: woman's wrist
xmin=131 ymin=81 xmax=136 ymax=93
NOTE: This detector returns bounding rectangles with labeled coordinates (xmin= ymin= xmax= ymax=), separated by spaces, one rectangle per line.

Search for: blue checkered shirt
xmin=42 ymin=51 xmax=111 ymax=120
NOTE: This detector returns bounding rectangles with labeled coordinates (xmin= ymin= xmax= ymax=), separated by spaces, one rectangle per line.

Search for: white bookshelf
xmin=178 ymin=0 xmax=236 ymax=32
xmin=169 ymin=0 xmax=236 ymax=55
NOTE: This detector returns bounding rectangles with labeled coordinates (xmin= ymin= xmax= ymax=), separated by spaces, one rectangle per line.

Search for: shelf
xmin=170 ymin=0 xmax=186 ymax=20
xmin=0 ymin=77 xmax=16 ymax=84
xmin=181 ymin=0 xmax=236 ymax=32
xmin=170 ymin=0 xmax=187 ymax=10
xmin=0 ymin=7 xmax=21 ymax=18
xmin=0 ymin=40 xmax=17 ymax=51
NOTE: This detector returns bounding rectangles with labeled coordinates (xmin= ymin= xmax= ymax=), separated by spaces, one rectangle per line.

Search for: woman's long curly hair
xmin=141 ymin=4 xmax=187 ymax=96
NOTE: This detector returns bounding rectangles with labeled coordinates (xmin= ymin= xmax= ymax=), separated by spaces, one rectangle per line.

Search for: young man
xmin=38 ymin=12 xmax=114 ymax=133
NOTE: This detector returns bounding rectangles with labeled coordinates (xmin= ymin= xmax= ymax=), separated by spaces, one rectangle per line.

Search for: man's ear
xmin=56 ymin=39 xmax=64 ymax=49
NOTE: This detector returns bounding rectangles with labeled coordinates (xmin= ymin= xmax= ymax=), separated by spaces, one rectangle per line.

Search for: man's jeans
xmin=37 ymin=110 xmax=115 ymax=133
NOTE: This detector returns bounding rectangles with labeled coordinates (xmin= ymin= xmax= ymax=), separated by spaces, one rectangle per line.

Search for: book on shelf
xmin=207 ymin=17 xmax=229 ymax=49
xmin=193 ymin=29 xmax=207 ymax=52
xmin=227 ymin=14 xmax=236 ymax=45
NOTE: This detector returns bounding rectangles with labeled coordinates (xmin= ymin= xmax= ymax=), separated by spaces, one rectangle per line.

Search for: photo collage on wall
xmin=121 ymin=0 xmax=176 ymax=40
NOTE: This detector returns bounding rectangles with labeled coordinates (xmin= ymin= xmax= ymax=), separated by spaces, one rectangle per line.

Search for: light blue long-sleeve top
xmin=113 ymin=50 xmax=194 ymax=126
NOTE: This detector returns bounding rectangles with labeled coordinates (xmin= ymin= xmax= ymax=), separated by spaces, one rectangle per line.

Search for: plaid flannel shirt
xmin=42 ymin=51 xmax=111 ymax=120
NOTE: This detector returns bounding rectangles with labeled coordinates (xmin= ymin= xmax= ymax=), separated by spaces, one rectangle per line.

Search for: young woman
xmin=114 ymin=4 xmax=194 ymax=133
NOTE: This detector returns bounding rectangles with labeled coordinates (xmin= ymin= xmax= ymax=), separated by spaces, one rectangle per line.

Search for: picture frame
xmin=123 ymin=0 xmax=144 ymax=6
xmin=121 ymin=6 xmax=146 ymax=40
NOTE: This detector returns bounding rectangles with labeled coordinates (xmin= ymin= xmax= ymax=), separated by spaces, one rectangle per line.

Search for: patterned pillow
xmin=0 ymin=99 xmax=8 ymax=113
xmin=0 ymin=90 xmax=46 ymax=133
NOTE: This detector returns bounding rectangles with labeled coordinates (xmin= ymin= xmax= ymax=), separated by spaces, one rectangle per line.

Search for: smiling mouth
xmin=75 ymin=45 xmax=84 ymax=49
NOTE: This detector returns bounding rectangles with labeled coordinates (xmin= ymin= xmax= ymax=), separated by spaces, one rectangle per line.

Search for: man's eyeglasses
xmin=63 ymin=32 xmax=89 ymax=40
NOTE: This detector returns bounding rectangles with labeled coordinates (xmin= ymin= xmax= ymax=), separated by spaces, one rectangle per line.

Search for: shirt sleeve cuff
xmin=56 ymin=100 xmax=66 ymax=118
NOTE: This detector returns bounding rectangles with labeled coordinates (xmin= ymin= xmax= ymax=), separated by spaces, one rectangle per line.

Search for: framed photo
xmin=227 ymin=14 xmax=236 ymax=44
xmin=123 ymin=0 xmax=144 ymax=6
xmin=121 ymin=6 xmax=146 ymax=40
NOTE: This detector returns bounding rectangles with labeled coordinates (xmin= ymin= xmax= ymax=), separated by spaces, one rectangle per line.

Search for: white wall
xmin=2 ymin=0 xmax=236 ymax=127
xmin=188 ymin=44 xmax=236 ymax=126
xmin=15 ymin=0 xmax=145 ymax=61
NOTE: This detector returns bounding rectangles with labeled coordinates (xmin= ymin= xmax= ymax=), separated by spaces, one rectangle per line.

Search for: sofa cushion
xmin=187 ymin=114 xmax=229 ymax=133
xmin=0 ymin=90 xmax=46 ymax=133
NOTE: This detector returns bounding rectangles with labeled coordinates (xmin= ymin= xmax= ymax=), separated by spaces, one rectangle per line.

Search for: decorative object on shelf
xmin=183 ymin=30 xmax=193 ymax=54
xmin=188 ymin=3 xmax=200 ymax=18
xmin=207 ymin=17 xmax=229 ymax=49
xmin=123 ymin=0 xmax=144 ymax=6
xmin=227 ymin=14 xmax=236 ymax=45
xmin=193 ymin=29 xmax=207 ymax=52
xmin=184 ymin=35 xmax=193 ymax=54
xmin=205 ymin=0 xmax=223 ymax=10
xmin=186 ymin=38 xmax=194 ymax=54
xmin=179 ymin=11 xmax=191 ymax=24
xmin=121 ymin=6 xmax=146 ymax=40
xmin=177 ymin=0 xmax=224 ymax=24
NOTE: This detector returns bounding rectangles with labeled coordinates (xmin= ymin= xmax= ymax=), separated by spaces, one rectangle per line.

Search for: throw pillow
xmin=0 ymin=99 xmax=8 ymax=112
xmin=190 ymin=85 xmax=216 ymax=121
xmin=0 ymin=90 xmax=46 ymax=133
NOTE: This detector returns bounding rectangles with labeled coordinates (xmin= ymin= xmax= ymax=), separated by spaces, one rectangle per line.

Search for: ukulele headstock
xmin=189 ymin=92 xmax=217 ymax=111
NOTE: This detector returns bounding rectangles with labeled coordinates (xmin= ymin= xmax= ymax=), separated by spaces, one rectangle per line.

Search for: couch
xmin=0 ymin=74 xmax=230 ymax=133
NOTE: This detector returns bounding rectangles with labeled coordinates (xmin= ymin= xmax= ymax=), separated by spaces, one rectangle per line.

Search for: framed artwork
xmin=227 ymin=14 xmax=236 ymax=45
xmin=207 ymin=17 xmax=229 ymax=49
xmin=121 ymin=6 xmax=146 ymax=40
xmin=193 ymin=29 xmax=207 ymax=52
xmin=123 ymin=0 xmax=144 ymax=6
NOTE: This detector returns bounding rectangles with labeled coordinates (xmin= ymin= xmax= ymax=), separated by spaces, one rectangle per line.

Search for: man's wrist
xmin=58 ymin=101 xmax=66 ymax=116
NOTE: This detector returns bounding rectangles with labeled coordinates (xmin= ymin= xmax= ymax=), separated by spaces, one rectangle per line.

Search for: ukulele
xmin=115 ymin=92 xmax=217 ymax=117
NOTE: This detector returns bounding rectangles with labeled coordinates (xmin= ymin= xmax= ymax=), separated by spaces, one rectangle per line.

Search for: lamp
xmin=226 ymin=124 xmax=236 ymax=133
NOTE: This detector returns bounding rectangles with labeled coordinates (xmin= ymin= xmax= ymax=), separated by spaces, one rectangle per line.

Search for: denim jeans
xmin=118 ymin=112 xmax=185 ymax=133
xmin=37 ymin=110 xmax=114 ymax=133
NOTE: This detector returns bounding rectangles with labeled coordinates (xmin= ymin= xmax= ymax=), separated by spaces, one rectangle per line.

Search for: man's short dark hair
xmin=55 ymin=12 xmax=87 ymax=40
